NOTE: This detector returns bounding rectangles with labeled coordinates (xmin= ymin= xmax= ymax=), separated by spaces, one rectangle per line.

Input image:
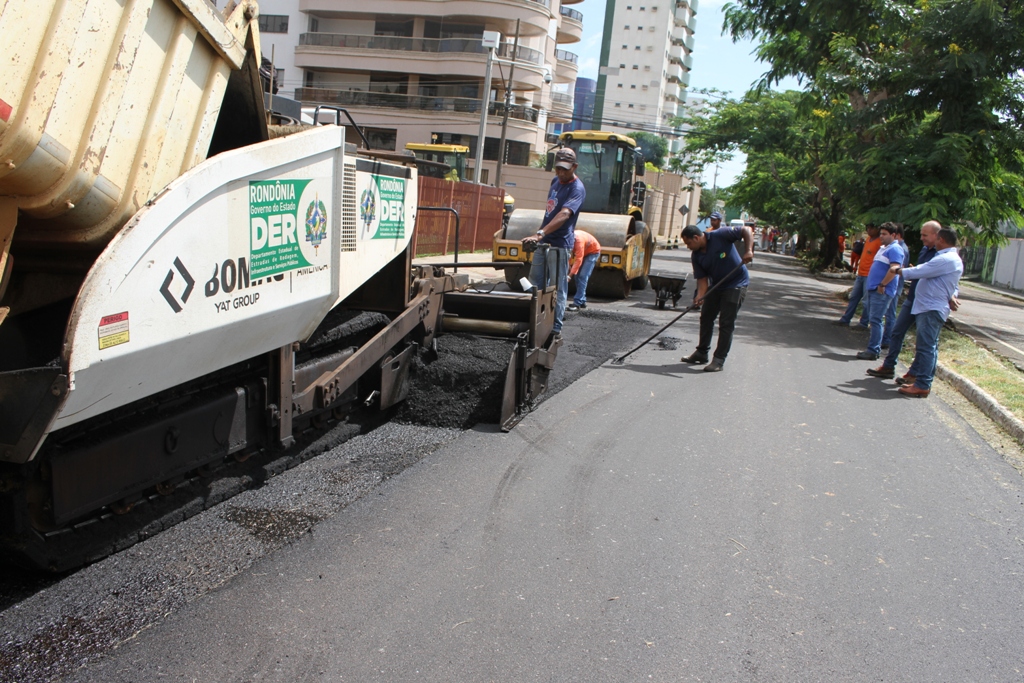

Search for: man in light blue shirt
xmin=881 ymin=224 xmax=910 ymax=349
xmin=888 ymin=227 xmax=963 ymax=398
xmin=856 ymin=223 xmax=904 ymax=360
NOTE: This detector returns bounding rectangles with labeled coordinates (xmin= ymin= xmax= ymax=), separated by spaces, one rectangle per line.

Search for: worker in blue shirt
xmin=521 ymin=147 xmax=586 ymax=338
xmin=679 ymin=223 xmax=755 ymax=372
xmin=856 ymin=223 xmax=905 ymax=360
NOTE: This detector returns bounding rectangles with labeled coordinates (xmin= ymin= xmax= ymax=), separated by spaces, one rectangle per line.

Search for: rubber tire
xmin=631 ymin=222 xmax=653 ymax=291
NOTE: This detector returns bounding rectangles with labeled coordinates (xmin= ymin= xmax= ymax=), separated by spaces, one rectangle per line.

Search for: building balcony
xmin=554 ymin=49 xmax=579 ymax=83
xmin=296 ymin=34 xmax=547 ymax=90
xmin=300 ymin=0 xmax=553 ymax=38
xmin=683 ymin=52 xmax=693 ymax=70
xmin=689 ymin=0 xmax=699 ymax=13
xmin=666 ymin=63 xmax=684 ymax=84
xmin=296 ymin=87 xmax=543 ymax=125
xmin=669 ymin=43 xmax=684 ymax=64
xmin=557 ymin=6 xmax=583 ymax=43
xmin=549 ymin=91 xmax=574 ymax=121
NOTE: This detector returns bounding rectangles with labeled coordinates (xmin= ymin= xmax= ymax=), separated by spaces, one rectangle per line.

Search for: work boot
xmin=703 ymin=358 xmax=725 ymax=372
xmin=866 ymin=365 xmax=895 ymax=379
xmin=681 ymin=351 xmax=708 ymax=364
xmin=567 ymin=304 xmax=580 ymax=312
xmin=856 ymin=350 xmax=879 ymax=360
xmin=897 ymin=385 xmax=930 ymax=398
xmin=895 ymin=373 xmax=916 ymax=386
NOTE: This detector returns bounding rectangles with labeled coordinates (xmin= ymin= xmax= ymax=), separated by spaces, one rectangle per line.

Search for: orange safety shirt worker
xmin=857 ymin=236 xmax=882 ymax=277
xmin=570 ymin=230 xmax=601 ymax=277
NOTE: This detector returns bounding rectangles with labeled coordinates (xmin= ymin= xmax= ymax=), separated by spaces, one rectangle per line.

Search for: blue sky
xmin=572 ymin=0 xmax=802 ymax=186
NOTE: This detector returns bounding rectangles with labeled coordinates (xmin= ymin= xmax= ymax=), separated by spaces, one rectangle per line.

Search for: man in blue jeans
xmin=881 ymin=227 xmax=963 ymax=398
xmin=521 ymin=147 xmax=586 ymax=338
xmin=566 ymin=229 xmax=600 ymax=312
xmin=835 ymin=224 xmax=880 ymax=327
xmin=866 ymin=221 xmax=949 ymax=382
xmin=856 ymin=223 xmax=904 ymax=360
xmin=880 ymin=224 xmax=910 ymax=349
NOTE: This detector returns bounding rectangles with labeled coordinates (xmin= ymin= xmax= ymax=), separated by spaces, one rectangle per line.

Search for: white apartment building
xmin=593 ymin=0 xmax=696 ymax=152
xmin=213 ymin=0 xmax=584 ymax=182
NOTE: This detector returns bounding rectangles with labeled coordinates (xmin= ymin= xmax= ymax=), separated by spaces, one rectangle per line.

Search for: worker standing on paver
xmin=567 ymin=229 xmax=600 ymax=312
xmin=680 ymin=223 xmax=755 ymax=372
xmin=522 ymin=148 xmax=586 ymax=338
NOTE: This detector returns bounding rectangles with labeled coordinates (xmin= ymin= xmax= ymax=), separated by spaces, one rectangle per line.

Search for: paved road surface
xmin=16 ymin=252 xmax=1024 ymax=682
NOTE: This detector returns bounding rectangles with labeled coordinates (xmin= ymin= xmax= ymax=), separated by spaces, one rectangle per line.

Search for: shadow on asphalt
xmin=828 ymin=376 xmax=908 ymax=400
xmin=610 ymin=252 xmax=905 ymax=391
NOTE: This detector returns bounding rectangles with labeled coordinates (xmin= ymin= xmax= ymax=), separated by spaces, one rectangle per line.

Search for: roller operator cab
xmin=404 ymin=143 xmax=469 ymax=182
xmin=492 ymin=131 xmax=654 ymax=299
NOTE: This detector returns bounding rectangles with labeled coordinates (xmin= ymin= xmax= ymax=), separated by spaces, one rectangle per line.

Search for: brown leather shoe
xmin=897 ymin=385 xmax=930 ymax=398
xmin=866 ymin=365 xmax=895 ymax=379
xmin=895 ymin=373 xmax=916 ymax=386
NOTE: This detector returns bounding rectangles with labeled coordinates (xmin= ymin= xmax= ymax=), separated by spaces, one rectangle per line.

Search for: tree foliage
xmin=630 ymin=132 xmax=669 ymax=169
xmin=676 ymin=90 xmax=854 ymax=266
xmin=718 ymin=0 xmax=1024 ymax=246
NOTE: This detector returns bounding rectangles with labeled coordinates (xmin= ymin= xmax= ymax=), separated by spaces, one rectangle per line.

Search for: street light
xmin=473 ymin=31 xmax=501 ymax=184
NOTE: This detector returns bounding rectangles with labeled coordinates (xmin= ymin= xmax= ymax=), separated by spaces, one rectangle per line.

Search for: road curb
xmin=936 ymin=362 xmax=1024 ymax=446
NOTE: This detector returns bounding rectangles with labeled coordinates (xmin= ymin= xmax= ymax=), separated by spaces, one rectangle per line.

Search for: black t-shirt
xmin=852 ymin=240 xmax=865 ymax=255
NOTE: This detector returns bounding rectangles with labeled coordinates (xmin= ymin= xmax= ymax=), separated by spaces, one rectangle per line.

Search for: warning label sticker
xmin=98 ymin=311 xmax=130 ymax=350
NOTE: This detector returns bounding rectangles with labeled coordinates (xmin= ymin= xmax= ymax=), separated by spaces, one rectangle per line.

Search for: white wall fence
xmin=992 ymin=238 xmax=1024 ymax=292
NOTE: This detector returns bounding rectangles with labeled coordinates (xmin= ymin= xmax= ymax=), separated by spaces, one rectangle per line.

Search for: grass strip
xmin=900 ymin=328 xmax=1024 ymax=422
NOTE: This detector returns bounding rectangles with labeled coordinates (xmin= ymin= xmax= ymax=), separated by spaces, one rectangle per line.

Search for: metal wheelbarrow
xmin=647 ymin=273 xmax=689 ymax=309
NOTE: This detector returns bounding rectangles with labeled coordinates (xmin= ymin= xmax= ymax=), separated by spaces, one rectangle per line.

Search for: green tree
xmin=677 ymin=90 xmax=855 ymax=267
xmin=722 ymin=0 xmax=1024 ymax=245
xmin=630 ymin=132 xmax=669 ymax=169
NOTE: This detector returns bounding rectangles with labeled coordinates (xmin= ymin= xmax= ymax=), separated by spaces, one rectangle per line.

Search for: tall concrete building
xmin=214 ymin=0 xmax=587 ymax=182
xmin=592 ymin=0 xmax=695 ymax=151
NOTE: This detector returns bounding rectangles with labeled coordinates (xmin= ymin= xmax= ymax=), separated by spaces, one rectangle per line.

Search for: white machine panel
xmin=52 ymin=127 xmax=414 ymax=431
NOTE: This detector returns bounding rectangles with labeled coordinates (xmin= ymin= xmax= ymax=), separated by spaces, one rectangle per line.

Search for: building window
xmin=651 ymin=5 xmax=658 ymax=10
xmin=625 ymin=25 xmax=630 ymax=29
xmin=628 ymin=104 xmax=634 ymax=108
xmin=642 ymin=85 xmax=649 ymax=90
xmin=633 ymin=64 xmax=639 ymax=69
xmin=640 ymin=5 xmax=645 ymax=9
xmin=630 ymin=84 xmax=636 ymax=89
xmin=635 ymin=45 xmax=641 ymax=50
xmin=364 ymin=127 xmax=397 ymax=151
xmin=259 ymin=14 xmax=289 ymax=33
xmin=626 ymin=4 xmax=632 ymax=8
xmin=620 ymin=63 xmax=626 ymax=68
xmin=617 ymin=83 xmax=623 ymax=88
xmin=615 ymin=102 xmax=622 ymax=107
xmin=622 ymin=45 xmax=628 ymax=49
xmin=644 ymin=65 xmax=651 ymax=71
xmin=638 ymin=26 xmax=643 ymax=30
xmin=308 ymin=17 xmax=319 ymax=32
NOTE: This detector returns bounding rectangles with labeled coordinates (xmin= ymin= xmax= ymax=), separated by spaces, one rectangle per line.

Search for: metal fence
xmin=413 ymin=177 xmax=505 ymax=257
xmin=960 ymin=245 xmax=999 ymax=281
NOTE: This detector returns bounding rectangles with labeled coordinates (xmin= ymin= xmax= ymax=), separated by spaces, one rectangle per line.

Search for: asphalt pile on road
xmin=397 ymin=334 xmax=516 ymax=429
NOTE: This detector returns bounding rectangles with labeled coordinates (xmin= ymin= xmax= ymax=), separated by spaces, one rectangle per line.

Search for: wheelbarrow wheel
xmin=656 ymin=298 xmax=666 ymax=310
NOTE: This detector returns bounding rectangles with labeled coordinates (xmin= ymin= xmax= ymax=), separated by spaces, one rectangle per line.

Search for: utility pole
xmin=473 ymin=31 xmax=501 ymax=184
xmin=494 ymin=20 xmax=520 ymax=190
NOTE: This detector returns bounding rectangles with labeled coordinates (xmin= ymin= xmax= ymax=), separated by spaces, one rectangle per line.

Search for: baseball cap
xmin=554 ymin=148 xmax=577 ymax=170
xmin=710 ymin=211 xmax=723 ymax=220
